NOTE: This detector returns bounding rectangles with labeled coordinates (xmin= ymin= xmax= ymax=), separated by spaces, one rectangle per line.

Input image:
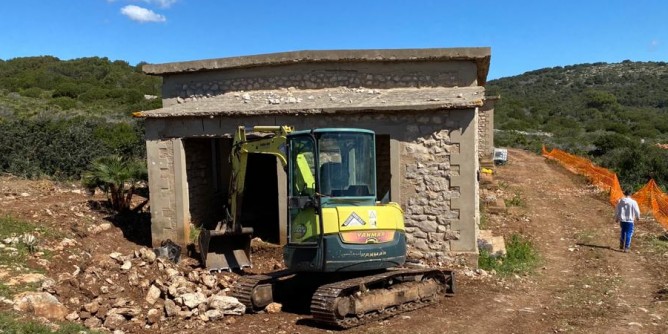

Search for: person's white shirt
xmin=615 ymin=196 xmax=640 ymax=223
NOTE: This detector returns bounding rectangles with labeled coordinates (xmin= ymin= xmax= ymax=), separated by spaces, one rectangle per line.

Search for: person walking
xmin=615 ymin=189 xmax=641 ymax=253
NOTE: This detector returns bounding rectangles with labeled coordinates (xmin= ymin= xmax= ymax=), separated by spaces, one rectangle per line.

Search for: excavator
xmin=198 ymin=125 xmax=454 ymax=328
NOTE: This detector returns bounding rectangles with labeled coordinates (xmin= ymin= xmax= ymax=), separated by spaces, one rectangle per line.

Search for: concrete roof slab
xmin=136 ymin=86 xmax=485 ymax=118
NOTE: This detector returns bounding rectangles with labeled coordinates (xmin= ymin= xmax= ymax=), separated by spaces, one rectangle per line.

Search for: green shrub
xmin=478 ymin=234 xmax=540 ymax=275
xmin=49 ymin=96 xmax=76 ymax=110
xmin=0 ymin=117 xmax=144 ymax=179
xmin=19 ymin=87 xmax=44 ymax=98
xmin=504 ymin=192 xmax=525 ymax=207
xmin=82 ymin=155 xmax=148 ymax=212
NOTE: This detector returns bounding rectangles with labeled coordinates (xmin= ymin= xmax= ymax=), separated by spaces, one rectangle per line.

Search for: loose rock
xmin=104 ymin=313 xmax=126 ymax=330
xmin=13 ymin=291 xmax=69 ymax=320
xmin=208 ymin=295 xmax=246 ymax=315
xmin=145 ymin=285 xmax=162 ymax=305
xmin=265 ymin=302 xmax=282 ymax=314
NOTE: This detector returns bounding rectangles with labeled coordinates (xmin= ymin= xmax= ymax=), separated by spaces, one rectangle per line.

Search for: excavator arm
xmin=199 ymin=125 xmax=294 ymax=271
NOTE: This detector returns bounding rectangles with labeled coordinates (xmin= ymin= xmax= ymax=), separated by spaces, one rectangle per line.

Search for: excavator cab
xmin=285 ymin=129 xmax=406 ymax=272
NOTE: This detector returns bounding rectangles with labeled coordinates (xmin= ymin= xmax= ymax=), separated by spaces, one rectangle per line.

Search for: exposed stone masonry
xmin=401 ymin=124 xmax=462 ymax=259
xmin=175 ymin=71 xmax=460 ymax=103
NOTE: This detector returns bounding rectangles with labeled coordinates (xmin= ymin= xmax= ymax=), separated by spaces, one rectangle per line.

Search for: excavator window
xmin=288 ymin=136 xmax=316 ymax=197
xmin=317 ymin=132 xmax=375 ymax=198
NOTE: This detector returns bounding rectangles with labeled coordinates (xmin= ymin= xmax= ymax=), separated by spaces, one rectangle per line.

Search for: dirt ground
xmin=2 ymin=148 xmax=668 ymax=333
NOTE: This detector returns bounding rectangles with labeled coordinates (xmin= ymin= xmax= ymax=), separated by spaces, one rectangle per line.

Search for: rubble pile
xmin=22 ymin=246 xmax=246 ymax=332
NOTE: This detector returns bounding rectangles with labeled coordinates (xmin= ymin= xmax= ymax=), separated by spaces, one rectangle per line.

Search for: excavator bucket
xmin=198 ymin=229 xmax=252 ymax=272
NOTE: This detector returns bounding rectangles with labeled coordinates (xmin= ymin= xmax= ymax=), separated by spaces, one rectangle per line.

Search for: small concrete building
xmin=137 ymin=48 xmax=492 ymax=263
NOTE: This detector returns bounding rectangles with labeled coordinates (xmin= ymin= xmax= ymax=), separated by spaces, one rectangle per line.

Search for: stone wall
xmin=402 ymin=128 xmax=459 ymax=258
xmin=160 ymin=61 xmax=478 ymax=106
xmin=478 ymin=97 xmax=497 ymax=160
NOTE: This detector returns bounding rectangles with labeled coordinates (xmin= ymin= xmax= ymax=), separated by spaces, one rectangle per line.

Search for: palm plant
xmin=82 ymin=155 xmax=148 ymax=212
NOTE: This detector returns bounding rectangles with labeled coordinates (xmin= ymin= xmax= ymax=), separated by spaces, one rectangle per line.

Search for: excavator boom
xmin=198 ymin=125 xmax=292 ymax=271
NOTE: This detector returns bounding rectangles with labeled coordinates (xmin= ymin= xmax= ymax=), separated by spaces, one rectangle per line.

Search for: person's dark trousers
xmin=620 ymin=221 xmax=634 ymax=250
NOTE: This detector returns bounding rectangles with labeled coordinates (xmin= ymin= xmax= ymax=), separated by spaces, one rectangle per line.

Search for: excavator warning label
xmin=368 ymin=210 xmax=377 ymax=227
xmin=342 ymin=212 xmax=366 ymax=226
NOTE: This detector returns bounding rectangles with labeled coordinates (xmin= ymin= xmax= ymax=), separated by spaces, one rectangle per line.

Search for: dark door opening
xmin=375 ymin=134 xmax=391 ymax=201
xmin=240 ymin=153 xmax=280 ymax=244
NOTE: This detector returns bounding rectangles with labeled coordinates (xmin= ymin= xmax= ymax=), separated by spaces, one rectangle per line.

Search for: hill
xmin=0 ymin=56 xmax=161 ymax=119
xmin=0 ymin=56 xmax=161 ymax=179
xmin=488 ymin=61 xmax=668 ymax=189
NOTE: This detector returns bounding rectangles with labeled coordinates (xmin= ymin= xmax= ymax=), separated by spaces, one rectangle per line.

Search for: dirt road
xmin=2 ymin=148 xmax=667 ymax=333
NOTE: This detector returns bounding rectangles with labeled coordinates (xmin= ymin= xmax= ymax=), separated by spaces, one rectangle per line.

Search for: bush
xmin=82 ymin=155 xmax=147 ymax=212
xmin=49 ymin=96 xmax=77 ymax=110
xmin=478 ymin=234 xmax=539 ymax=275
xmin=0 ymin=117 xmax=145 ymax=179
xmin=19 ymin=87 xmax=44 ymax=98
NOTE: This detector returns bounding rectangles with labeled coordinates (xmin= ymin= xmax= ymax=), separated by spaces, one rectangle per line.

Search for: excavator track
xmin=231 ymin=268 xmax=454 ymax=328
xmin=231 ymin=270 xmax=296 ymax=312
xmin=231 ymin=274 xmax=273 ymax=312
xmin=310 ymin=268 xmax=454 ymax=329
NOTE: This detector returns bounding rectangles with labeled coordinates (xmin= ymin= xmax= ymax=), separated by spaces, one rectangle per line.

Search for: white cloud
xmin=121 ymin=5 xmax=166 ymax=23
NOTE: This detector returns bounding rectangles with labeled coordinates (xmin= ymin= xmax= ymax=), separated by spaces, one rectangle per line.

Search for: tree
xmin=82 ymin=156 xmax=148 ymax=213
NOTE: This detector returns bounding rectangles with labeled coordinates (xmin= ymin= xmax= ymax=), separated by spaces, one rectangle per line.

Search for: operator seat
xmin=319 ymin=162 xmax=348 ymax=196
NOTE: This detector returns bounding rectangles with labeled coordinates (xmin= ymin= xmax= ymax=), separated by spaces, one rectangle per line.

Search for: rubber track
xmin=230 ymin=274 xmax=273 ymax=312
xmin=310 ymin=268 xmax=449 ymax=328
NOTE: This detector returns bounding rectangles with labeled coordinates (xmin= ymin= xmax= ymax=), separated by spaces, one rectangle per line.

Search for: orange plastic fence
xmin=541 ymin=145 xmax=668 ymax=229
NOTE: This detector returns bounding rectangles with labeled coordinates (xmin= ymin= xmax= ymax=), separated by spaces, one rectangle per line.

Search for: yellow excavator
xmin=198 ymin=125 xmax=454 ymax=328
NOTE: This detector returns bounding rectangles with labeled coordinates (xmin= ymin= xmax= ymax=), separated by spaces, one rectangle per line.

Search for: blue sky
xmin=1 ymin=0 xmax=666 ymax=79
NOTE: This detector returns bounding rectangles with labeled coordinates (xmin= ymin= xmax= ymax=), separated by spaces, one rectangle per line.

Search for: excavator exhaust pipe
xmin=198 ymin=227 xmax=254 ymax=272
